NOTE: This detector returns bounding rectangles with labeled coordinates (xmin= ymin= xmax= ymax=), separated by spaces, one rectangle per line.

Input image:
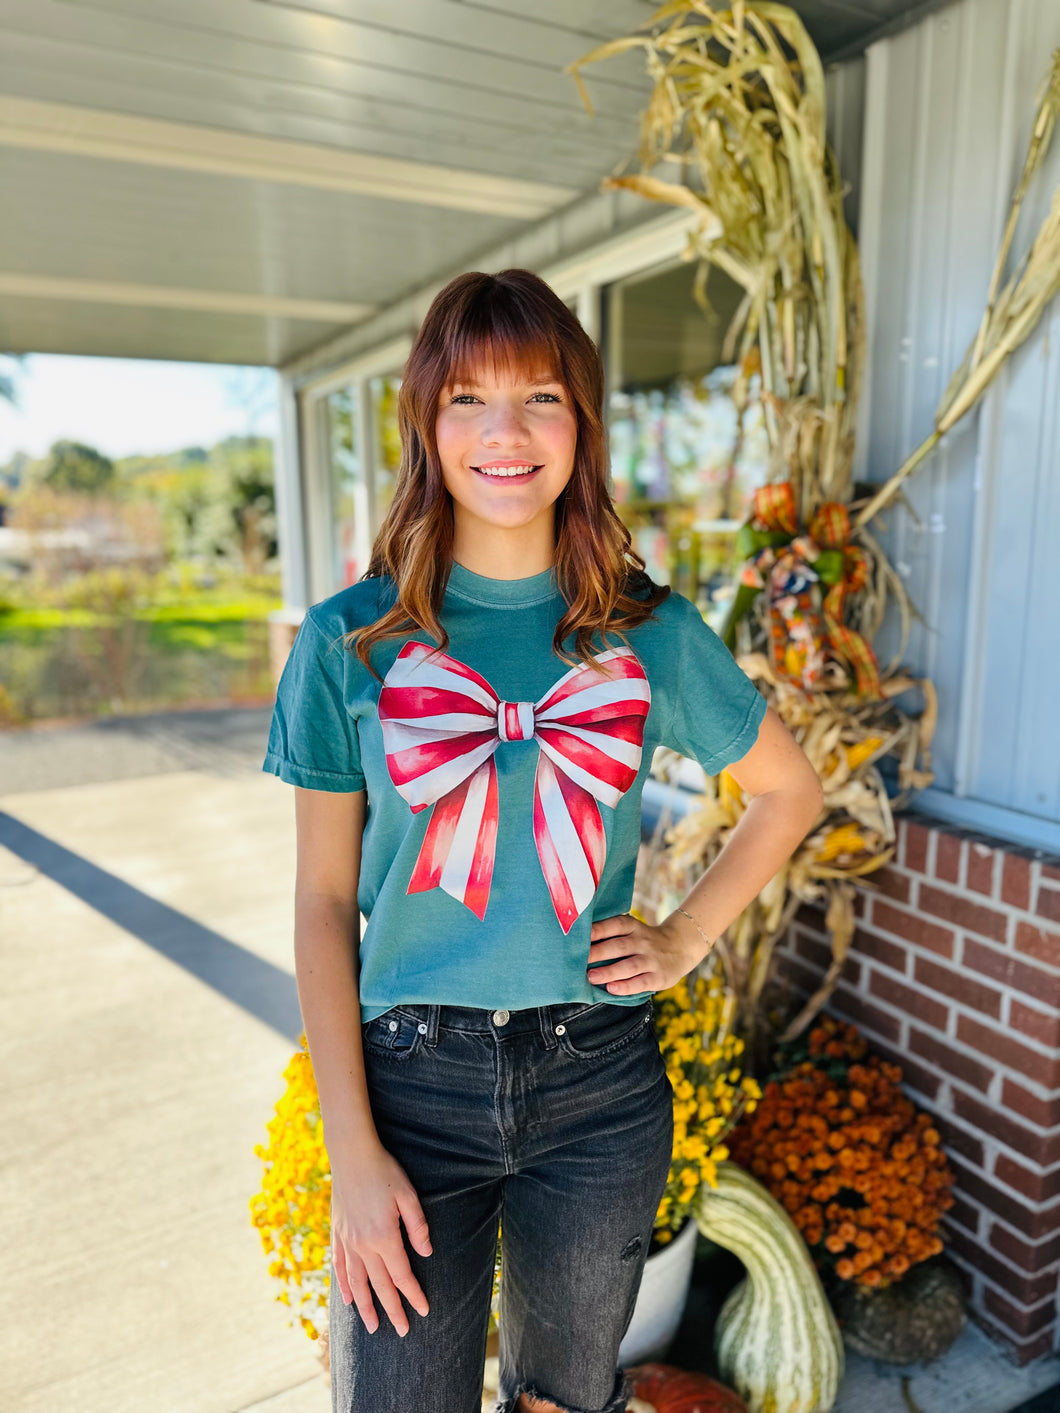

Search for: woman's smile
xmin=471 ymin=460 xmax=543 ymax=482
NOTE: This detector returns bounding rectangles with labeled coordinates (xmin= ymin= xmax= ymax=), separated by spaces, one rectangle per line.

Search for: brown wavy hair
xmin=347 ymin=267 xmax=670 ymax=681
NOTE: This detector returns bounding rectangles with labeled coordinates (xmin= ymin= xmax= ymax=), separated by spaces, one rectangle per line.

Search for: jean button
xmin=417 ymin=1023 xmax=428 ymax=1034
xmin=554 ymin=1024 xmax=566 ymax=1035
xmin=492 ymin=1009 xmax=510 ymax=1025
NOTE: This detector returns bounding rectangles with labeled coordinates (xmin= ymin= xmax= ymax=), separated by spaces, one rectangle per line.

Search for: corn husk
xmin=576 ymin=9 xmax=1059 ymax=1063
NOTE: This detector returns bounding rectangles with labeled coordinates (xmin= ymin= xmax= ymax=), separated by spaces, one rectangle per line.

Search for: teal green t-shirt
xmin=262 ymin=561 xmax=766 ymax=1024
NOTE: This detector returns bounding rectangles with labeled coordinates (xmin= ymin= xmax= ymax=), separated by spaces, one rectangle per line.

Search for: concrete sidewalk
xmin=1 ymin=710 xmax=333 ymax=1413
xmin=1 ymin=709 xmax=1057 ymax=1412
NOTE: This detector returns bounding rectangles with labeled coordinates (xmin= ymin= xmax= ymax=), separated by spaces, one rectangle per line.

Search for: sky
xmin=0 ymin=354 xmax=279 ymax=464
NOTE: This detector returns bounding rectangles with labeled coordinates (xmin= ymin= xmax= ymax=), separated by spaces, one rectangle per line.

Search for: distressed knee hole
xmin=620 ymin=1235 xmax=641 ymax=1261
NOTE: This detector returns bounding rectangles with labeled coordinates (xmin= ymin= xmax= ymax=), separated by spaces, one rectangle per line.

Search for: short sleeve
xmin=663 ymin=595 xmax=767 ymax=775
xmin=262 ymin=610 xmax=366 ymax=792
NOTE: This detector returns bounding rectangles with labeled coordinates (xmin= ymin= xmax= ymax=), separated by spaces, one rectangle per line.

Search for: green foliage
xmin=43 ymin=440 xmax=116 ymax=494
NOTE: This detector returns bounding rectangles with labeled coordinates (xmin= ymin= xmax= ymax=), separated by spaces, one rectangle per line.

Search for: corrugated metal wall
xmin=853 ymin=0 xmax=1060 ymax=846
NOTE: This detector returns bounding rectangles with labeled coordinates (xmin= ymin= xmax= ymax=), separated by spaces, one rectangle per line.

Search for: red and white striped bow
xmin=378 ymin=640 xmax=651 ymax=932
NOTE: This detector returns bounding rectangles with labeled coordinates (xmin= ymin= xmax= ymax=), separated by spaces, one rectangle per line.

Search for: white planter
xmin=618 ymin=1217 xmax=699 ymax=1366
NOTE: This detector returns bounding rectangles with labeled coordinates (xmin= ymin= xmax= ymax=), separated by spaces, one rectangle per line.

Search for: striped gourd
xmin=695 ymin=1161 xmax=844 ymax=1413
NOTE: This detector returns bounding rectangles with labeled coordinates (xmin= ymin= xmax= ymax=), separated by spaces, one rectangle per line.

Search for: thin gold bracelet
xmin=674 ymin=904 xmax=714 ymax=952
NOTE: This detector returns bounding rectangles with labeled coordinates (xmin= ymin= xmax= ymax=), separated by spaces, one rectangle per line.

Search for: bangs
xmin=442 ymin=310 xmax=566 ymax=392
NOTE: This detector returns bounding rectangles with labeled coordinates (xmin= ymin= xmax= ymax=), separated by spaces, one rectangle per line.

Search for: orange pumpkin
xmin=627 ymin=1361 xmax=748 ymax=1413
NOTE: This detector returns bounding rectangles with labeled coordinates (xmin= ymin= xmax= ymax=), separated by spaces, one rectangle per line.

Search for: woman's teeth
xmin=473 ymin=463 xmax=540 ymax=478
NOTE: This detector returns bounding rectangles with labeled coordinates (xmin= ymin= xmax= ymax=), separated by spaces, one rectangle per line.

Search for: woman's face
xmin=435 ymin=359 xmax=577 ymax=539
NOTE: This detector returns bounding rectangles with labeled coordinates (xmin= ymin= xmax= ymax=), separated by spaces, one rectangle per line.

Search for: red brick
xmin=956 ymin=1013 xmax=1060 ymax=1089
xmin=982 ymin=1285 xmax=1057 ymax=1337
xmin=994 ymin=1154 xmax=1060 ymax=1208
xmin=1010 ymin=998 xmax=1060 ymax=1051
xmin=864 ymin=867 xmax=912 ymax=904
xmin=932 ymin=1113 xmax=986 ymax=1169
xmin=869 ymin=970 xmax=949 ymax=1033
xmin=1037 ymin=885 xmax=1060 ymax=926
xmin=1002 ymin=1078 xmax=1060 ymax=1131
xmin=1002 ymin=854 xmax=1032 ymax=910
xmin=913 ymin=955 xmax=1003 ymax=1018
xmin=943 ymin=1214 xmax=1060 ymax=1300
xmin=918 ymin=882 xmax=1008 ymax=943
xmin=1042 ymin=860 xmax=1060 ymax=884
xmin=853 ymin=889 xmax=868 ymax=920
xmin=947 ymin=1191 xmax=982 ymax=1234
xmin=968 ymin=1313 xmax=1060 ymax=1366
xmin=908 ymin=1026 xmax=993 ymax=1091
xmin=902 ymin=818 xmax=930 ymax=873
xmin=935 ymin=833 xmax=964 ymax=885
xmin=795 ymin=902 xmax=826 ymax=932
xmin=792 ymin=931 xmax=864 ymax=988
xmin=829 ymin=985 xmax=903 ymax=1045
xmin=966 ymin=843 xmax=996 ymax=898
xmin=794 ymin=930 xmax=831 ymax=969
xmin=851 ymin=926 xmax=908 ymax=975
xmin=989 ymin=1221 xmax=1060 ymax=1273
xmin=952 ymin=1089 xmax=1060 ymax=1168
xmin=872 ymin=898 xmax=956 ymax=958
xmin=1014 ymin=920 xmax=1060 ymax=969
xmin=1008 ymin=1325 xmax=1060 ymax=1365
xmin=773 ymin=953 xmax=820 ymax=999
xmin=963 ymin=938 xmax=1060 ymax=1012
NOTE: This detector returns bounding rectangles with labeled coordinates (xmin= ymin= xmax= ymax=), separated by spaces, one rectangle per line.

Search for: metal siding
xmin=856 ymin=0 xmax=1060 ymax=834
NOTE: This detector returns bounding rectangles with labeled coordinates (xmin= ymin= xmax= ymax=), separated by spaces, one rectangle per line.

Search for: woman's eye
xmin=448 ymin=392 xmax=561 ymax=405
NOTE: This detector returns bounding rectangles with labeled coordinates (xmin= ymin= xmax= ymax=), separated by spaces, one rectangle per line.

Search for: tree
xmin=43 ymin=440 xmax=116 ymax=494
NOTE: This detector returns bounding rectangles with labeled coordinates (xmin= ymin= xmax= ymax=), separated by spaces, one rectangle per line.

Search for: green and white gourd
xmin=695 ymin=1161 xmax=844 ymax=1413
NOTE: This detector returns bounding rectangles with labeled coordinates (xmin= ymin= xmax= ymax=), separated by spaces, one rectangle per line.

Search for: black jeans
xmin=329 ymin=996 xmax=674 ymax=1413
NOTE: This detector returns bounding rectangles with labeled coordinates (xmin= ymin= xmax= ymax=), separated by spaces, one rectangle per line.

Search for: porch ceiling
xmin=0 ymin=0 xmax=948 ymax=367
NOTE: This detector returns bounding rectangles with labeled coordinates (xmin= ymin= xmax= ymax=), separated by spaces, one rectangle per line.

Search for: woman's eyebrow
xmin=452 ymin=375 xmax=562 ymax=387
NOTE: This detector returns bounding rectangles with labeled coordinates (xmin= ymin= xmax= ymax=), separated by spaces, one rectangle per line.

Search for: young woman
xmin=263 ymin=268 xmax=823 ymax=1413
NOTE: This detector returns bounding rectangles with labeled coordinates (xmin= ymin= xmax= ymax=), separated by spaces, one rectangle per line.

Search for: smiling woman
xmin=261 ymin=267 xmax=822 ymax=1413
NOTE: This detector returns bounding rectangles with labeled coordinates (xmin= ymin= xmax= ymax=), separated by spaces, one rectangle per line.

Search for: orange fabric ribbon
xmin=750 ymin=482 xmax=883 ymax=700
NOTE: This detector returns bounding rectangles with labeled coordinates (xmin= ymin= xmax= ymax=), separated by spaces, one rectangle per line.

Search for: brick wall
xmin=773 ymin=812 xmax=1060 ymax=1367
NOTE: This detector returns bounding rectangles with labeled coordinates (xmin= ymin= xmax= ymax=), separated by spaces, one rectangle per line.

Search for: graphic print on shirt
xmin=377 ymin=641 xmax=651 ymax=933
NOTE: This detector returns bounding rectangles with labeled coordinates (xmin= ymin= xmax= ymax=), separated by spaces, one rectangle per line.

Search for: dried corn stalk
xmin=569 ymin=2 xmax=1050 ymax=1059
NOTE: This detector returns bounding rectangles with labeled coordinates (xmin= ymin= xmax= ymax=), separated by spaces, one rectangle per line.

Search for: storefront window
xmin=323 ymin=384 xmax=362 ymax=590
xmin=605 ymin=258 xmax=771 ymax=629
xmin=369 ymin=374 xmax=402 ymax=523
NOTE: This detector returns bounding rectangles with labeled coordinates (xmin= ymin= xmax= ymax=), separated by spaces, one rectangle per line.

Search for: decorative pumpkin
xmin=695 ymin=1162 xmax=844 ymax=1413
xmin=626 ymin=1362 xmax=747 ymax=1413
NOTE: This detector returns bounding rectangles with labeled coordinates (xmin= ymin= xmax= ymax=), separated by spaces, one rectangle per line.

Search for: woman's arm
xmin=665 ymin=702 xmax=825 ymax=958
xmin=292 ymin=785 xmax=377 ymax=1165
xmin=588 ymin=704 xmax=825 ymax=994
xmin=292 ymin=786 xmax=432 ymax=1337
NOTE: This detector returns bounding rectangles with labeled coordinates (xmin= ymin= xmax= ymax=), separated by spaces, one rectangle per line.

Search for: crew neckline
xmin=445 ymin=559 xmax=564 ymax=607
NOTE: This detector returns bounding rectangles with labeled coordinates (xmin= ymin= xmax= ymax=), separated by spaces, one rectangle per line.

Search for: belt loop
xmin=538 ymin=1004 xmax=559 ymax=1050
xmin=425 ymin=1004 xmax=441 ymax=1047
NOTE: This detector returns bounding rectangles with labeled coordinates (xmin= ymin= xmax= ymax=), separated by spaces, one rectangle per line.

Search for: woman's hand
xmin=330 ymin=1141 xmax=432 ymax=1337
xmin=586 ymin=911 xmax=710 ymax=996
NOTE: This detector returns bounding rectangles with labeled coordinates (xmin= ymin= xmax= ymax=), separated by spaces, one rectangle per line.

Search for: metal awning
xmin=0 ymin=0 xmax=950 ymax=367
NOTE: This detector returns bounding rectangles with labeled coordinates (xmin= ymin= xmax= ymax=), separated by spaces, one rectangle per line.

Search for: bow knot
xmin=378 ymin=641 xmax=650 ymax=932
xmin=497 ymin=700 xmax=535 ymax=741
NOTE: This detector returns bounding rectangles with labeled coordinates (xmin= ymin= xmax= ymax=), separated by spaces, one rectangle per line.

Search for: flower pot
xmin=618 ymin=1218 xmax=699 ymax=1366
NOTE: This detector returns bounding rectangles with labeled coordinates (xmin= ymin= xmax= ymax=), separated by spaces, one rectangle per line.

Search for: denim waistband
xmin=384 ymin=996 xmax=653 ymax=1042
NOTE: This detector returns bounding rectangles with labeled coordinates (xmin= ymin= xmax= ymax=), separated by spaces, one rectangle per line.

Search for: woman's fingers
xmin=361 ymin=1249 xmax=412 ymax=1336
xmin=397 ymin=1188 xmax=433 ymax=1259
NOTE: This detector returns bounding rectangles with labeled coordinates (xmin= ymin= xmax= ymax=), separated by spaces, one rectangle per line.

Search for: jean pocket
xmin=361 ymin=1009 xmax=427 ymax=1061
xmin=556 ymin=999 xmax=655 ymax=1060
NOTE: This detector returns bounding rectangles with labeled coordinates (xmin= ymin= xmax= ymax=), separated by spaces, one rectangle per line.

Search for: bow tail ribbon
xmin=408 ymin=752 xmax=499 ymax=921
